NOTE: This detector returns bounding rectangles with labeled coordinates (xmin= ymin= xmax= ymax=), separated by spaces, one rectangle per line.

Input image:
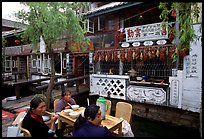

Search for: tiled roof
xmin=2 ymin=18 xmax=26 ymax=30
xmin=2 ymin=44 xmax=32 ymax=56
xmin=2 ymin=29 xmax=25 ymax=37
xmin=82 ymin=2 xmax=129 ymax=16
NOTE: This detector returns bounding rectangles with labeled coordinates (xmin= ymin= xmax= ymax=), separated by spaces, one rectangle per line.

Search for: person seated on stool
xmin=22 ymin=95 xmax=58 ymax=138
xmin=55 ymin=88 xmax=77 ymax=137
xmin=73 ymin=104 xmax=116 ymax=137
xmin=56 ymin=88 xmax=76 ymax=113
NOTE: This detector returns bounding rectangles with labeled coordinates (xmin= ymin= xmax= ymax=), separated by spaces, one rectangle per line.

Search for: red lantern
xmin=171 ymin=9 xmax=176 ymax=17
xmin=15 ymin=40 xmax=20 ymax=44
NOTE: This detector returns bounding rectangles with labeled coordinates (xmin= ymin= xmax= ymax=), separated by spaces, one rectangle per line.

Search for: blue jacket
xmin=73 ymin=121 xmax=116 ymax=137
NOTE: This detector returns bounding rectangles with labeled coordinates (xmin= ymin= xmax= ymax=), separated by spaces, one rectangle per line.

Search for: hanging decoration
xmin=15 ymin=39 xmax=20 ymax=45
xmin=135 ymin=48 xmax=140 ymax=61
xmin=127 ymin=48 xmax=132 ymax=63
xmin=93 ymin=46 xmax=177 ymax=63
xmin=120 ymin=49 xmax=125 ymax=62
xmin=143 ymin=48 xmax=148 ymax=61
xmin=113 ymin=50 xmax=118 ymax=62
xmin=159 ymin=47 xmax=166 ymax=61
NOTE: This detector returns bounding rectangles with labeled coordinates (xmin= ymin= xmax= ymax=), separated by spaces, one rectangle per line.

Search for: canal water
xmin=2 ymin=86 xmax=201 ymax=137
xmin=2 ymin=85 xmax=37 ymax=100
xmin=131 ymin=115 xmax=200 ymax=137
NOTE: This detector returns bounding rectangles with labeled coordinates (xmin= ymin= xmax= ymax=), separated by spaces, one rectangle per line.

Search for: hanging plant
xmin=159 ymin=2 xmax=201 ymax=62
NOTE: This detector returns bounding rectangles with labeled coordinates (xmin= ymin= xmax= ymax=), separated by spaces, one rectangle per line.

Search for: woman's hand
xmin=65 ymin=105 xmax=71 ymax=109
xmin=51 ymin=113 xmax=57 ymax=123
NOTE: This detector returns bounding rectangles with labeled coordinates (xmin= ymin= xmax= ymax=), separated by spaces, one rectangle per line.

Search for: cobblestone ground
xmin=2 ymin=115 xmax=15 ymax=137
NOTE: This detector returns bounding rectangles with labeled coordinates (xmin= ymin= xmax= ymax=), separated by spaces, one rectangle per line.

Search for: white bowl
xmin=42 ymin=116 xmax=50 ymax=122
xmin=71 ymin=105 xmax=79 ymax=111
xmin=69 ymin=111 xmax=79 ymax=119
xmin=136 ymin=77 xmax=143 ymax=81
xmin=63 ymin=109 xmax=73 ymax=115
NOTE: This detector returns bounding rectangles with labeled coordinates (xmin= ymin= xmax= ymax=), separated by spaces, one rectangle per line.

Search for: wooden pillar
xmin=15 ymin=85 xmax=21 ymax=100
xmin=76 ymin=81 xmax=79 ymax=94
xmin=27 ymin=56 xmax=30 ymax=79
xmin=61 ymin=84 xmax=65 ymax=94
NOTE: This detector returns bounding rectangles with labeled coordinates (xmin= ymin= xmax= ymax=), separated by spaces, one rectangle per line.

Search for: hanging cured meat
xmin=113 ymin=50 xmax=118 ymax=62
xmin=148 ymin=48 xmax=152 ymax=60
xmin=120 ymin=49 xmax=125 ymax=62
xmin=169 ymin=47 xmax=175 ymax=60
xmin=135 ymin=48 xmax=140 ymax=61
xmin=105 ymin=53 xmax=108 ymax=62
xmin=160 ymin=47 xmax=166 ymax=61
xmin=140 ymin=50 xmax=143 ymax=61
xmin=166 ymin=47 xmax=168 ymax=56
xmin=143 ymin=48 xmax=148 ymax=61
xmin=124 ymin=49 xmax=128 ymax=59
xmin=94 ymin=51 xmax=99 ymax=62
xmin=106 ymin=51 xmax=112 ymax=62
xmin=100 ymin=51 xmax=105 ymax=62
xmin=151 ymin=47 xmax=156 ymax=60
xmin=156 ymin=47 xmax=160 ymax=58
xmin=132 ymin=49 xmax=136 ymax=60
xmin=127 ymin=48 xmax=132 ymax=63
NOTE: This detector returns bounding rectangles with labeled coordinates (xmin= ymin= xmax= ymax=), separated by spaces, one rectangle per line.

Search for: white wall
xmin=182 ymin=24 xmax=202 ymax=112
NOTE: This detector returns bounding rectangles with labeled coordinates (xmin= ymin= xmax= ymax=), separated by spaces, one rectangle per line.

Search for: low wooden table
xmin=58 ymin=107 xmax=123 ymax=136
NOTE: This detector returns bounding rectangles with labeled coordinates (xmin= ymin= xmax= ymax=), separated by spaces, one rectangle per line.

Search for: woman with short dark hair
xmin=73 ymin=104 xmax=116 ymax=137
xmin=55 ymin=88 xmax=76 ymax=113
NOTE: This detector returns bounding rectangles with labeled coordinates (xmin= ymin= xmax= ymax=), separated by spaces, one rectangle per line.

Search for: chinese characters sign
xmin=170 ymin=80 xmax=179 ymax=106
xmin=125 ymin=22 xmax=168 ymax=42
xmin=184 ymin=54 xmax=199 ymax=78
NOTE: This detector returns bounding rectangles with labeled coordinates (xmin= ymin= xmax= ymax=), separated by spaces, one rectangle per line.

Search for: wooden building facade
xmin=83 ymin=2 xmax=202 ymax=113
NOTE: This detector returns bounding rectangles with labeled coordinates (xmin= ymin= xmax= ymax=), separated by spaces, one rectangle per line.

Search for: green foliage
xmin=159 ymin=2 xmax=201 ymax=62
xmin=15 ymin=2 xmax=88 ymax=51
xmin=14 ymin=2 xmax=90 ymax=107
xmin=2 ymin=36 xmax=7 ymax=47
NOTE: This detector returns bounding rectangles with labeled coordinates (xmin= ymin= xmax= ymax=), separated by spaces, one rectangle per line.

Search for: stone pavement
xmin=2 ymin=86 xmax=89 ymax=137
xmin=2 ymin=113 xmax=17 ymax=137
xmin=1 ymin=89 xmax=61 ymax=137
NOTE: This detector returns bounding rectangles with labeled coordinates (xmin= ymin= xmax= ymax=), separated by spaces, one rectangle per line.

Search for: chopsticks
xmin=67 ymin=103 xmax=72 ymax=107
xmin=45 ymin=111 xmax=52 ymax=115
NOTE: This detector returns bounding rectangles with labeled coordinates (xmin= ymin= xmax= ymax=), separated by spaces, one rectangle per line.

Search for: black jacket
xmin=22 ymin=112 xmax=54 ymax=138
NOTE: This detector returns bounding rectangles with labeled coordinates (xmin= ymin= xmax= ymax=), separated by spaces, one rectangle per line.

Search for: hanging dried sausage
xmin=143 ymin=48 xmax=148 ymax=61
xmin=114 ymin=50 xmax=118 ymax=62
xmin=169 ymin=47 xmax=175 ymax=60
xmin=160 ymin=47 xmax=165 ymax=61
xmin=151 ymin=47 xmax=156 ymax=60
xmin=135 ymin=48 xmax=140 ymax=61
xmin=156 ymin=47 xmax=160 ymax=58
xmin=94 ymin=51 xmax=99 ymax=62
xmin=148 ymin=48 xmax=152 ymax=60
xmin=127 ymin=48 xmax=132 ymax=63
xmin=140 ymin=50 xmax=143 ymax=61
xmin=132 ymin=49 xmax=135 ymax=60
xmin=106 ymin=51 xmax=112 ymax=62
xmin=100 ymin=51 xmax=105 ymax=62
xmin=120 ymin=49 xmax=125 ymax=62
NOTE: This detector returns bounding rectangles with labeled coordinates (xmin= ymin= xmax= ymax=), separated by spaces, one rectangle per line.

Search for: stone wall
xmin=89 ymin=95 xmax=200 ymax=129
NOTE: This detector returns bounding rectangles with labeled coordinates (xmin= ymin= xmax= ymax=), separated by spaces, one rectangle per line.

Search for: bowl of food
xmin=69 ymin=111 xmax=79 ymax=119
xmin=63 ymin=109 xmax=73 ymax=115
xmin=71 ymin=105 xmax=80 ymax=111
xmin=42 ymin=116 xmax=50 ymax=122
xmin=136 ymin=77 xmax=143 ymax=81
